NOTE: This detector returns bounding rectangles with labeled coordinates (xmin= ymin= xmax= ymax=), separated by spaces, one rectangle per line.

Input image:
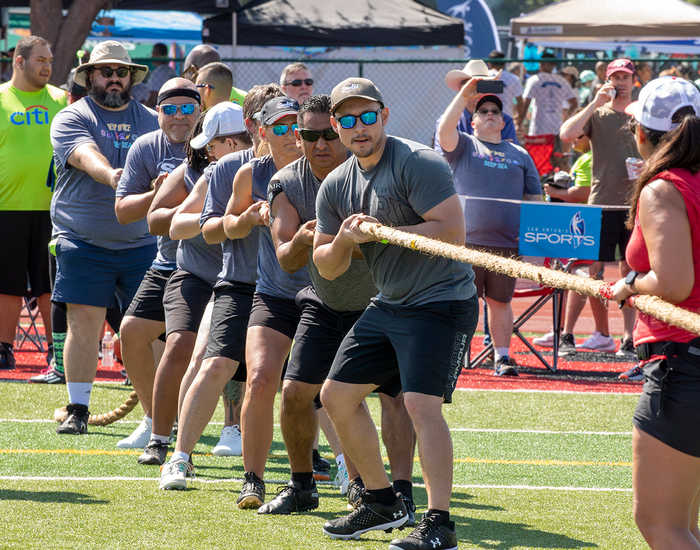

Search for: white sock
xmin=495 ymin=347 xmax=510 ymax=361
xmin=151 ymin=433 xmax=169 ymax=444
xmin=336 ymin=453 xmax=345 ymax=466
xmin=67 ymin=382 xmax=92 ymax=407
xmin=170 ymin=450 xmax=189 ymax=463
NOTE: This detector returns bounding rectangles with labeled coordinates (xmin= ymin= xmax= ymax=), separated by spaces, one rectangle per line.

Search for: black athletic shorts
xmin=286 ymin=286 xmax=363 ymax=385
xmin=203 ymin=281 xmax=255 ymax=382
xmin=598 ymin=209 xmax=632 ymax=262
xmin=124 ymin=267 xmax=174 ymax=322
xmin=163 ymin=269 xmax=213 ymax=337
xmin=633 ymin=349 xmax=700 ymax=457
xmin=0 ymin=211 xmax=51 ymax=296
xmin=247 ymin=291 xmax=301 ymax=339
xmin=329 ymin=295 xmax=478 ymax=403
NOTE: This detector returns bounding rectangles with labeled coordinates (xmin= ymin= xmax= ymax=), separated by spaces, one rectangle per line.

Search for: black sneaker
xmin=312 ymin=449 xmax=331 ymax=481
xmin=137 ymin=439 xmax=169 ymax=465
xmin=347 ymin=478 xmax=364 ymax=510
xmin=323 ymin=493 xmax=408 ymax=540
xmin=389 ymin=513 xmax=458 ymax=550
xmin=0 ymin=342 xmax=15 ymax=370
xmin=558 ymin=333 xmax=576 ymax=357
xmin=56 ymin=403 xmax=89 ymax=435
xmin=257 ymin=480 xmax=319 ymax=515
xmin=616 ymin=337 xmax=636 ymax=359
xmin=237 ymin=471 xmax=266 ymax=509
xmin=396 ymin=491 xmax=416 ymax=528
xmin=494 ymin=356 xmax=518 ymax=377
xmin=29 ymin=366 xmax=65 ymax=384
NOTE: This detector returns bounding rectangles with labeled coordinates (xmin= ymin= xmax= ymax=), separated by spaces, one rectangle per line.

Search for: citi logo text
xmin=10 ymin=105 xmax=50 ymax=125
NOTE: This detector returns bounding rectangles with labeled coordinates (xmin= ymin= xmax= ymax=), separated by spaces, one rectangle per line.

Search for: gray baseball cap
xmin=330 ymin=77 xmax=384 ymax=113
xmin=259 ymin=96 xmax=299 ymax=126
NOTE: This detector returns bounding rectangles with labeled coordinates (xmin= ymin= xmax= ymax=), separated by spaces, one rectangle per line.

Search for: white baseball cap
xmin=190 ymin=102 xmax=246 ymax=150
xmin=625 ymin=76 xmax=700 ymax=133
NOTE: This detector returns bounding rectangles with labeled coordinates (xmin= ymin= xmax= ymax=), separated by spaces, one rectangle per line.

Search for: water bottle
xmin=101 ymin=331 xmax=114 ymax=367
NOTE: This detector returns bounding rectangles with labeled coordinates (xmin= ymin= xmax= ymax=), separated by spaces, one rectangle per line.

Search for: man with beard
xmin=50 ymin=41 xmax=158 ymax=435
xmin=0 ymin=35 xmax=66 ymax=371
xmin=112 ymin=78 xmax=201 ymax=448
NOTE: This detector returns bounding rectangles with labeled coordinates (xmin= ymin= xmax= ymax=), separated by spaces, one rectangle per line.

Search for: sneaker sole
xmin=160 ymin=478 xmax=187 ymax=490
xmin=237 ymin=494 xmax=264 ymax=509
xmin=258 ymin=501 xmax=319 ymax=515
xmin=389 ymin=545 xmax=456 ymax=550
xmin=137 ymin=456 xmax=165 ymax=465
xmin=575 ymin=345 xmax=616 ymax=352
xmin=323 ymin=515 xmax=408 ymax=540
xmin=211 ymin=446 xmax=241 ymax=457
xmin=56 ymin=427 xmax=86 ymax=435
xmin=116 ymin=440 xmax=149 ymax=449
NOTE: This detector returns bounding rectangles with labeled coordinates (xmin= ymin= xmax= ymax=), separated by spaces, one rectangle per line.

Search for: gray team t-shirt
xmin=444 ymin=132 xmax=541 ymax=248
xmin=115 ymin=129 xmax=186 ymax=268
xmin=50 ymin=97 xmax=159 ymax=249
xmin=200 ymin=148 xmax=258 ymax=286
xmin=269 ymin=156 xmax=376 ymax=312
xmin=251 ymin=155 xmax=310 ymax=299
xmin=176 ymin=162 xmax=223 ymax=286
xmin=316 ymin=136 xmax=475 ymax=306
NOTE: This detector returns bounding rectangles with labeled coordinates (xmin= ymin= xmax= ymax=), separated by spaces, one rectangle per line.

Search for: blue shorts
xmin=52 ymin=237 xmax=156 ymax=311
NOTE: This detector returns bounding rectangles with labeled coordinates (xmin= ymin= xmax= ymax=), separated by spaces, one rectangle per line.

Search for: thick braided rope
xmin=54 ymin=391 xmax=139 ymax=426
xmin=361 ymin=222 xmax=700 ymax=336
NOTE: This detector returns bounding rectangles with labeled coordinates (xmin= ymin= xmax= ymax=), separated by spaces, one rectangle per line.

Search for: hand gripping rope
xmin=362 ymin=222 xmax=700 ymax=337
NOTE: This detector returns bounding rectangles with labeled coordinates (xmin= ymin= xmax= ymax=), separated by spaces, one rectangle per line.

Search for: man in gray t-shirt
xmin=315 ymin=78 xmax=477 ymax=549
xmin=50 ymin=40 xmax=158 ymax=436
xmin=439 ymin=86 xmax=541 ymax=377
xmin=111 ymin=77 xmax=201 ymax=450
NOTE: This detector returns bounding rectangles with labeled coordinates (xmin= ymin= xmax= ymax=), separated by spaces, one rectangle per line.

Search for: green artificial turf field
xmin=0 ymin=383 xmax=646 ymax=549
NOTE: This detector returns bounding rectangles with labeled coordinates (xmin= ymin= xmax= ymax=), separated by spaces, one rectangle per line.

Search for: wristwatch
xmin=625 ymin=270 xmax=640 ymax=291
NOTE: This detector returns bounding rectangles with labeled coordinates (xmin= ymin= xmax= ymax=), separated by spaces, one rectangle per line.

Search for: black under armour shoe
xmin=389 ymin=513 xmax=458 ymax=550
xmin=56 ymin=403 xmax=89 ymax=435
xmin=137 ymin=439 xmax=169 ymax=465
xmin=396 ymin=491 xmax=417 ymax=527
xmin=237 ymin=471 xmax=266 ymax=509
xmin=257 ymin=480 xmax=319 ymax=515
xmin=323 ymin=492 xmax=408 ymax=540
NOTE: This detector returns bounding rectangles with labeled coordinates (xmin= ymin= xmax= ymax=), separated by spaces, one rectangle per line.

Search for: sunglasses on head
xmin=95 ymin=66 xmax=131 ymax=79
xmin=160 ymin=103 xmax=197 ymax=116
xmin=336 ymin=109 xmax=381 ymax=130
xmin=271 ymin=123 xmax=298 ymax=136
xmin=285 ymin=78 xmax=313 ymax=87
xmin=299 ymin=127 xmax=339 ymax=142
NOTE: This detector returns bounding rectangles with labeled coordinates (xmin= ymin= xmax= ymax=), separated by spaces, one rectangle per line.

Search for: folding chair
xmin=468 ymin=258 xmax=589 ymax=372
xmin=15 ymin=293 xmax=46 ymax=352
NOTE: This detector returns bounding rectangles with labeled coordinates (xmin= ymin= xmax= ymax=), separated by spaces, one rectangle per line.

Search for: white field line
xmin=0 ymin=475 xmax=632 ymax=492
xmin=454 ymin=387 xmax=640 ymax=396
xmin=0 ymin=418 xmax=631 ymax=436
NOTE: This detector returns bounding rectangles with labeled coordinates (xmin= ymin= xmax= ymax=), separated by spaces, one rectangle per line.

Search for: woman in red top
xmin=612 ymin=77 xmax=700 ymax=549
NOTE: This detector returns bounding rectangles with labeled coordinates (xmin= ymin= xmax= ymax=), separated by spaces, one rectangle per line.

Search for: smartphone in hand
xmin=476 ymin=80 xmax=504 ymax=94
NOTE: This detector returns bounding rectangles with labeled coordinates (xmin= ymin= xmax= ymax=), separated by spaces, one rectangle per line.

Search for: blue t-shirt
xmin=50 ymin=97 xmax=158 ymax=250
xmin=433 ymin=108 xmax=517 ymax=154
xmin=115 ymin=129 xmax=186 ymax=269
xmin=444 ymin=132 xmax=541 ymax=248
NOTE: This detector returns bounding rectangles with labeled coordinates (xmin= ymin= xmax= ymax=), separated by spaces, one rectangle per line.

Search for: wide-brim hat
xmin=73 ymin=40 xmax=148 ymax=87
xmin=445 ymin=59 xmax=490 ymax=91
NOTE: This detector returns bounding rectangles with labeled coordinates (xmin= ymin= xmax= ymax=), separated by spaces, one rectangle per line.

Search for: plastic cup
xmin=625 ymin=157 xmax=643 ymax=180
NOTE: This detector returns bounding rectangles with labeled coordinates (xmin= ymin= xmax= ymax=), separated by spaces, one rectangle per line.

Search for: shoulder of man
xmin=44 ymin=83 xmax=68 ymax=105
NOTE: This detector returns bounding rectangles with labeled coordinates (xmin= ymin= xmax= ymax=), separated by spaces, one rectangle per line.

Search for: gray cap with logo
xmin=259 ymin=96 xmax=300 ymax=125
xmin=330 ymin=77 xmax=384 ymax=114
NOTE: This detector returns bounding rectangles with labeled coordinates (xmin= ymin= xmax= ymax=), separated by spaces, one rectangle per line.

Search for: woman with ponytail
xmin=611 ymin=77 xmax=700 ymax=549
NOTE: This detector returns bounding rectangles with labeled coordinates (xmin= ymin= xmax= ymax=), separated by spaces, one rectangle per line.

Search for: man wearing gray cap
xmin=314 ymin=77 xmax=477 ymax=550
xmin=51 ymin=40 xmax=158 ymax=435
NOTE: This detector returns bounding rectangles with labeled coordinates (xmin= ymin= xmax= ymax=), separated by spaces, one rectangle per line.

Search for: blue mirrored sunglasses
xmin=336 ymin=109 xmax=380 ymax=130
xmin=160 ymin=103 xmax=197 ymax=116
xmin=271 ymin=123 xmax=298 ymax=136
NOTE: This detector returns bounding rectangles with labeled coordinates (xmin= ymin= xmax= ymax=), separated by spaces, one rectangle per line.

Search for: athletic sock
xmin=66 ymin=382 xmax=92 ymax=407
xmin=51 ymin=302 xmax=68 ymax=375
xmin=291 ymin=472 xmax=314 ymax=490
xmin=51 ymin=332 xmax=66 ymax=374
xmin=495 ymin=347 xmax=510 ymax=361
xmin=170 ymin=450 xmax=189 ymax=463
xmin=426 ymin=508 xmax=450 ymax=525
xmin=367 ymin=486 xmax=397 ymax=505
xmin=392 ymin=479 xmax=413 ymax=499
xmin=150 ymin=433 xmax=169 ymax=444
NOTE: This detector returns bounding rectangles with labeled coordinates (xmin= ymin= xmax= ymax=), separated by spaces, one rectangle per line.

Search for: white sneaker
xmin=575 ymin=332 xmax=616 ymax=352
xmin=212 ymin=424 xmax=242 ymax=456
xmin=116 ymin=416 xmax=152 ymax=449
xmin=334 ymin=457 xmax=349 ymax=495
xmin=159 ymin=459 xmax=194 ymax=490
xmin=533 ymin=331 xmax=555 ymax=347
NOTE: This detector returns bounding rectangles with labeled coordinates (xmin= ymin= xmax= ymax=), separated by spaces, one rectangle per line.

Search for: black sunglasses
xmin=195 ymin=83 xmax=215 ymax=90
xmin=284 ymin=78 xmax=314 ymax=87
xmin=95 ymin=66 xmax=131 ymax=78
xmin=299 ymin=127 xmax=339 ymax=142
